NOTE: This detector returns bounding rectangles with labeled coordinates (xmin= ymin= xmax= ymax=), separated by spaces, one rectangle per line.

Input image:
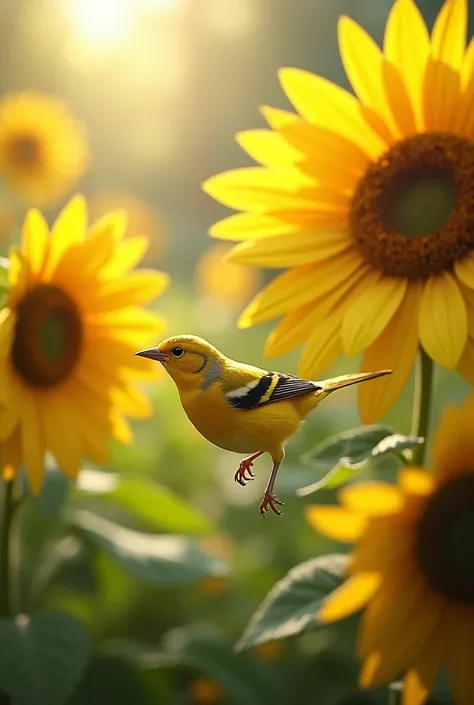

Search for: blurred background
xmin=0 ymin=0 xmax=471 ymax=703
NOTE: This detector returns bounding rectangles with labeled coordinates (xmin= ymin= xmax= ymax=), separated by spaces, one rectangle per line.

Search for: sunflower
xmin=0 ymin=195 xmax=168 ymax=492
xmin=0 ymin=92 xmax=89 ymax=206
xmin=306 ymin=394 xmax=474 ymax=705
xmin=203 ymin=0 xmax=474 ymax=423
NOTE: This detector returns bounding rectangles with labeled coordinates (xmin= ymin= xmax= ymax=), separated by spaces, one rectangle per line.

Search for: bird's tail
xmin=319 ymin=369 xmax=392 ymax=394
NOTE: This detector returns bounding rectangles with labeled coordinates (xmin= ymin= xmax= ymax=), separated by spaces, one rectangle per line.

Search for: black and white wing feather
xmin=226 ymin=372 xmax=320 ymax=410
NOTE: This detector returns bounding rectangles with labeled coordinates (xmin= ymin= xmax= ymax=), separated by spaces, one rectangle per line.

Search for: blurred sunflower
xmin=0 ymin=92 xmax=89 ymax=206
xmin=0 ymin=195 xmax=168 ymax=492
xmin=195 ymin=243 xmax=261 ymax=308
xmin=89 ymin=193 xmax=167 ymax=265
xmin=307 ymin=394 xmax=474 ymax=705
xmin=190 ymin=676 xmax=223 ymax=704
xmin=204 ymin=0 xmax=474 ymax=422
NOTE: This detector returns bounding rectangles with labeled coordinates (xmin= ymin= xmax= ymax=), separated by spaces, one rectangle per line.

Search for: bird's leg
xmin=234 ymin=450 xmax=264 ymax=486
xmin=259 ymin=461 xmax=284 ymax=517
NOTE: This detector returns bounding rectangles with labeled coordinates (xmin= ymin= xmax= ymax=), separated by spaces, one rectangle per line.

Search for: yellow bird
xmin=136 ymin=336 xmax=391 ymax=517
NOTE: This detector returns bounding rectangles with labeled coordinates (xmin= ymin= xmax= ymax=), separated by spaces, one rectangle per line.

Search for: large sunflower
xmin=203 ymin=0 xmax=474 ymax=422
xmin=0 ymin=92 xmax=89 ymax=206
xmin=0 ymin=195 xmax=168 ymax=492
xmin=307 ymin=395 xmax=474 ymax=705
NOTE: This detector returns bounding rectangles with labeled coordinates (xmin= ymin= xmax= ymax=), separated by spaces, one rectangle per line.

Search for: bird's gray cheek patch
xmin=200 ymin=357 xmax=223 ymax=390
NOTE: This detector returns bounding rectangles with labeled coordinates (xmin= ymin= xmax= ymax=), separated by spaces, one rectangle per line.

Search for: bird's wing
xmin=225 ymin=371 xmax=320 ymax=410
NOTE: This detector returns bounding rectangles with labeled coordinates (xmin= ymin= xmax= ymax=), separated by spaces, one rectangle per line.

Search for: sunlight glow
xmin=69 ymin=0 xmax=134 ymax=44
xmin=143 ymin=0 xmax=180 ymax=11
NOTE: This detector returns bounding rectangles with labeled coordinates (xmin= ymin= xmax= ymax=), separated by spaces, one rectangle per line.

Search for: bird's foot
xmin=234 ymin=458 xmax=255 ymax=486
xmin=259 ymin=491 xmax=284 ymax=518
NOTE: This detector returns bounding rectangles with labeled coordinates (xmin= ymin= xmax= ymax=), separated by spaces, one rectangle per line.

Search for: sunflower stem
xmin=0 ymin=479 xmax=14 ymax=619
xmin=410 ymin=347 xmax=434 ymax=466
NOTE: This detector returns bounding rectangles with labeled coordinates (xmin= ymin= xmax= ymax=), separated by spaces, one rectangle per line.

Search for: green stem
xmin=0 ymin=479 xmax=14 ymax=618
xmin=410 ymin=347 xmax=434 ymax=466
xmin=388 ymin=683 xmax=402 ymax=705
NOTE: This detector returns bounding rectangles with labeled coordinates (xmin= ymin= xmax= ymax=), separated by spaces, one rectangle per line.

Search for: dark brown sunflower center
xmin=10 ymin=134 xmax=41 ymax=166
xmin=350 ymin=133 xmax=474 ymax=279
xmin=416 ymin=473 xmax=474 ymax=604
xmin=12 ymin=284 xmax=83 ymax=387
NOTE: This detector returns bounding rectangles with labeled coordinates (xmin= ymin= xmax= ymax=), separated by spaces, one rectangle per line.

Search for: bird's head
xmin=135 ymin=335 xmax=224 ymax=389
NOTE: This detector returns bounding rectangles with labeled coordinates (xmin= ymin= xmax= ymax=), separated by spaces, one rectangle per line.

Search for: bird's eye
xmin=171 ymin=346 xmax=184 ymax=358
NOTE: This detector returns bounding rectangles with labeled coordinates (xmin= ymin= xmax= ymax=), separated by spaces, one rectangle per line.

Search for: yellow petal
xmin=305 ymin=505 xmax=365 ymax=543
xmin=462 ymin=35 xmax=474 ymax=87
xmin=423 ymin=0 xmax=466 ymax=132
xmin=349 ymin=515 xmax=412 ymax=575
xmin=43 ymin=195 xmax=87 ymax=279
xmin=419 ymin=273 xmax=467 ymax=368
xmin=0 ymin=367 xmax=21 ymax=439
xmin=431 ymin=0 xmax=467 ymax=71
xmin=227 ymin=228 xmax=351 ymax=268
xmin=111 ymin=382 xmax=153 ymax=419
xmin=210 ymin=212 xmax=302 ymax=241
xmin=358 ymin=570 xmax=424 ymax=660
xmin=403 ymin=621 xmax=446 ymax=705
xmin=21 ymin=393 xmax=45 ymax=494
xmin=446 ymin=605 xmax=474 ymax=705
xmin=341 ymin=275 xmax=407 ymax=356
xmin=87 ymin=307 xmax=165 ymax=338
xmin=202 ymin=167 xmax=313 ymax=213
xmin=264 ymin=304 xmax=316 ymax=358
xmin=383 ymin=0 xmax=430 ymax=129
xmin=398 ymin=469 xmax=434 ymax=497
xmin=236 ymin=129 xmax=301 ymax=168
xmin=318 ymin=572 xmax=380 ymax=623
xmin=278 ymin=68 xmax=386 ymax=159
xmin=359 ymin=282 xmax=421 ymax=424
xmin=21 ymin=208 xmax=49 ymax=276
xmin=101 ymin=236 xmax=149 ymax=276
xmin=381 ymin=62 xmax=417 ymax=137
xmin=259 ymin=105 xmax=299 ymax=129
xmin=280 ymin=121 xmax=369 ymax=178
xmin=42 ymin=390 xmax=81 ymax=480
xmin=299 ymin=314 xmax=344 ymax=379
xmin=7 ymin=248 xmax=29 ymax=307
xmin=455 ymin=253 xmax=474 ymax=288
xmin=361 ymin=588 xmax=443 ymax=688
xmin=91 ymin=270 xmax=169 ymax=312
xmin=238 ymin=249 xmax=364 ymax=328
xmin=338 ymin=16 xmax=398 ymax=137
xmin=111 ymin=410 xmax=133 ymax=445
xmin=339 ymin=482 xmax=404 ymax=517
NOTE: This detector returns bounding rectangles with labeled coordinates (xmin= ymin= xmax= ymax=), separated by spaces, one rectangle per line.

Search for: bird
xmin=135 ymin=335 xmax=392 ymax=517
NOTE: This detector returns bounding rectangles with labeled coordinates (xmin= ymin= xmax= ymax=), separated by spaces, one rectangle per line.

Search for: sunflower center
xmin=416 ymin=474 xmax=474 ymax=604
xmin=350 ymin=133 xmax=474 ymax=279
xmin=10 ymin=134 xmax=40 ymax=166
xmin=12 ymin=284 xmax=83 ymax=387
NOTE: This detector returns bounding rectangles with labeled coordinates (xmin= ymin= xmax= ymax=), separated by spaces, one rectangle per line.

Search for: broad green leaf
xmin=237 ymin=554 xmax=348 ymax=650
xmin=71 ymin=510 xmax=227 ymax=586
xmin=297 ymin=426 xmax=423 ymax=497
xmin=0 ymin=610 xmax=90 ymax=705
xmin=75 ymin=470 xmax=212 ymax=535
xmin=67 ymin=654 xmax=152 ymax=705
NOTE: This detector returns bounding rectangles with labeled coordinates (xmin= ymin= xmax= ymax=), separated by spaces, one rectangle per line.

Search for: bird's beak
xmin=135 ymin=348 xmax=167 ymax=362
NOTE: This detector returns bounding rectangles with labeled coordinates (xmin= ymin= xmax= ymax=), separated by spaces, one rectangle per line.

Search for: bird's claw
xmin=259 ymin=492 xmax=284 ymax=518
xmin=234 ymin=459 xmax=255 ymax=486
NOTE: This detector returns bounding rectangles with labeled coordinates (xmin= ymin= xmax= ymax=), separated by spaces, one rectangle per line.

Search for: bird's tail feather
xmin=318 ymin=369 xmax=392 ymax=393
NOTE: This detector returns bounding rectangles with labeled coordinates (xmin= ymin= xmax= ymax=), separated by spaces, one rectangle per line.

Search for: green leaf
xmin=297 ymin=426 xmax=423 ymax=497
xmin=0 ymin=610 xmax=90 ymax=705
xmin=74 ymin=470 xmax=212 ymax=535
xmin=71 ymin=510 xmax=228 ymax=586
xmin=236 ymin=554 xmax=348 ymax=651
